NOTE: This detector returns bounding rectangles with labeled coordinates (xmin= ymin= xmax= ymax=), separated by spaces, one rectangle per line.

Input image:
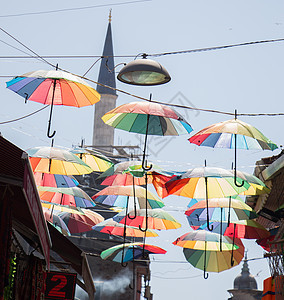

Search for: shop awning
xmin=0 ymin=136 xmax=51 ymax=267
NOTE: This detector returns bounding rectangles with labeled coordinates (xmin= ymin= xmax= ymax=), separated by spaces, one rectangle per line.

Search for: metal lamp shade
xmin=117 ymin=58 xmax=171 ymax=86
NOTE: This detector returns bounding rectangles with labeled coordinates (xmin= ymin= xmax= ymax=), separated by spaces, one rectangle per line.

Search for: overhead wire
xmin=0 ymin=0 xmax=151 ymax=18
xmin=1 ymin=26 xmax=284 ymax=128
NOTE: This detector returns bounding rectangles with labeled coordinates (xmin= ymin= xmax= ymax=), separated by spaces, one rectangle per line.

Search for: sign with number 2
xmin=45 ymin=271 xmax=77 ymax=300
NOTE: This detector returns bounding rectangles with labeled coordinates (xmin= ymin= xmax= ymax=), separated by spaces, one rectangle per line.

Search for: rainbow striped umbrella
xmin=27 ymin=146 xmax=93 ymax=175
xmin=93 ymin=219 xmax=158 ymax=237
xmin=34 ymin=172 xmax=79 ymax=188
xmin=173 ymin=230 xmax=244 ymax=276
xmin=6 ymin=69 xmax=100 ymax=138
xmin=70 ymin=147 xmax=113 ymax=172
xmin=102 ymin=101 xmax=192 ymax=136
xmin=101 ymin=242 xmax=166 ymax=263
xmin=113 ymin=208 xmax=181 ymax=231
xmin=38 ymin=186 xmax=96 ymax=208
xmin=92 ymin=185 xmax=165 ymax=210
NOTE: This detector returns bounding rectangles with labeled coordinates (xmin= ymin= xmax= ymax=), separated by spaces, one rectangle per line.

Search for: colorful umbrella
xmin=6 ymin=68 xmax=100 ymax=138
xmin=198 ymin=219 xmax=270 ymax=240
xmin=41 ymin=201 xmax=84 ymax=214
xmin=34 ymin=172 xmax=79 ymax=188
xmin=113 ymin=208 xmax=181 ymax=231
xmin=185 ymin=198 xmax=258 ymax=222
xmin=173 ymin=230 xmax=244 ymax=277
xmin=188 ymin=112 xmax=278 ymax=186
xmin=70 ymin=147 xmax=113 ymax=172
xmin=182 ymin=240 xmax=244 ymax=275
xmin=27 ymin=146 xmax=93 ymax=175
xmin=102 ymin=101 xmax=193 ymax=136
xmin=38 ymin=186 xmax=96 ymax=208
xmin=100 ymin=242 xmax=166 ymax=263
xmin=97 ymin=160 xmax=163 ymax=185
xmin=92 ymin=219 xmax=158 ymax=237
xmin=57 ymin=210 xmax=104 ymax=233
xmin=92 ymin=185 xmax=165 ymax=210
xmin=42 ymin=208 xmax=71 ymax=236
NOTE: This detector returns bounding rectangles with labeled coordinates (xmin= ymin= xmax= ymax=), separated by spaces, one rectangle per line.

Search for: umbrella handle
xmin=24 ymin=93 xmax=29 ymax=103
xmin=231 ymin=223 xmax=236 ymax=267
xmin=121 ymin=261 xmax=128 ymax=267
xmin=203 ymin=243 xmax=209 ymax=279
xmin=139 ymin=224 xmax=147 ymax=232
xmin=234 ymin=133 xmax=244 ymax=187
xmin=141 ymin=94 xmax=153 ymax=172
xmin=47 ymin=79 xmax=57 ymax=139
xmin=128 ymin=177 xmax=137 ymax=220
xmin=204 ymin=269 xmax=209 ymax=280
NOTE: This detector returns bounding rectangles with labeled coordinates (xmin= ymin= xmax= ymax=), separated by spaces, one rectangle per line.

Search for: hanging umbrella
xmin=92 ymin=185 xmax=165 ymax=210
xmin=6 ymin=68 xmax=100 ymax=138
xmin=70 ymin=147 xmax=113 ymax=172
xmin=198 ymin=219 xmax=270 ymax=240
xmin=38 ymin=186 xmax=96 ymax=208
xmin=102 ymin=101 xmax=193 ymax=136
xmin=182 ymin=239 xmax=244 ymax=275
xmin=27 ymin=146 xmax=93 ymax=175
xmin=188 ymin=112 xmax=278 ymax=186
xmin=41 ymin=201 xmax=84 ymax=214
xmin=57 ymin=210 xmax=104 ymax=234
xmin=97 ymin=160 xmax=163 ymax=186
xmin=165 ymin=165 xmax=252 ymax=231
xmin=113 ymin=208 xmax=181 ymax=231
xmin=34 ymin=172 xmax=79 ymax=187
xmin=173 ymin=230 xmax=244 ymax=277
xmin=100 ymin=242 xmax=166 ymax=263
xmin=93 ymin=219 xmax=158 ymax=237
xmin=42 ymin=208 xmax=71 ymax=236
xmin=185 ymin=198 xmax=258 ymax=222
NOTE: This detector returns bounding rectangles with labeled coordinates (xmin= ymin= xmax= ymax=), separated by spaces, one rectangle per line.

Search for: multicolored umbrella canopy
xmin=230 ymin=170 xmax=270 ymax=195
xmin=41 ymin=201 xmax=84 ymax=214
xmin=57 ymin=210 xmax=104 ymax=233
xmin=42 ymin=208 xmax=71 ymax=236
xmin=6 ymin=69 xmax=101 ymax=107
xmin=93 ymin=219 xmax=158 ymax=237
xmin=102 ymin=101 xmax=193 ymax=136
xmin=34 ymin=172 xmax=79 ymax=188
xmin=183 ymin=239 xmax=244 ymax=273
xmin=188 ymin=118 xmax=278 ymax=150
xmin=27 ymin=146 xmax=93 ymax=175
xmin=185 ymin=198 xmax=258 ymax=222
xmin=113 ymin=208 xmax=181 ymax=230
xmin=97 ymin=160 xmax=163 ymax=186
xmin=92 ymin=185 xmax=165 ymax=210
xmin=173 ymin=230 xmax=240 ymax=251
xmin=6 ymin=69 xmax=100 ymax=138
xmin=38 ymin=186 xmax=96 ymax=208
xmin=100 ymin=242 xmax=166 ymax=263
xmin=70 ymin=147 xmax=113 ymax=172
xmin=197 ymin=219 xmax=270 ymax=240
xmin=165 ymin=167 xmax=250 ymax=199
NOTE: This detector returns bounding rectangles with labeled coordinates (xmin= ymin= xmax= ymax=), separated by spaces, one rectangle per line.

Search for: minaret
xmin=92 ymin=10 xmax=117 ymax=153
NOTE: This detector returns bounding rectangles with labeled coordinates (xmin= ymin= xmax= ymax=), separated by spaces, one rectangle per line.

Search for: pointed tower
xmin=227 ymin=253 xmax=262 ymax=300
xmin=92 ymin=11 xmax=117 ymax=153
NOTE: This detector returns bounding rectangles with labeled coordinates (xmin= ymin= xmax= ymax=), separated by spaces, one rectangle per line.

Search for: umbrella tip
xmin=109 ymin=9 xmax=112 ymax=23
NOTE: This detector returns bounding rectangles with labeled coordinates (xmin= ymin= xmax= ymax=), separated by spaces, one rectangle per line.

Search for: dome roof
xmin=233 ymin=255 xmax=258 ymax=290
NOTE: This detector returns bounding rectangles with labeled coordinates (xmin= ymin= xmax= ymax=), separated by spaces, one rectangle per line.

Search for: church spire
xmin=96 ymin=11 xmax=117 ymax=96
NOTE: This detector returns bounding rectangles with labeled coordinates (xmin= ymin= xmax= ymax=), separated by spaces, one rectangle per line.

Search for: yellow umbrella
xmin=27 ymin=146 xmax=93 ymax=175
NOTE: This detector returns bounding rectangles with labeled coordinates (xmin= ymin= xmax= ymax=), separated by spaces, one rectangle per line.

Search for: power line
xmin=1 ymin=38 xmax=284 ymax=60
xmin=0 ymin=0 xmax=151 ymax=18
xmin=1 ymin=26 xmax=284 ymax=120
